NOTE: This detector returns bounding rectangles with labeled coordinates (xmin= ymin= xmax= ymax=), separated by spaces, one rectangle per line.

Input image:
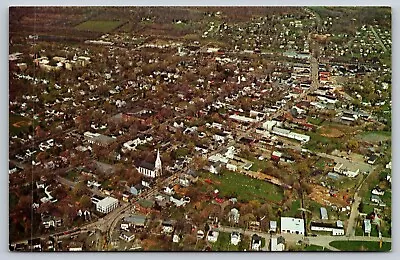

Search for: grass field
xmin=329 ymin=240 xmax=391 ymax=252
xmin=75 ymin=20 xmax=125 ymax=33
xmin=283 ymin=199 xmax=301 ymax=217
xmin=65 ymin=170 xmax=79 ymax=182
xmin=357 ymin=131 xmax=391 ymax=143
xmin=202 ymin=170 xmax=284 ymax=203
xmin=304 ymin=244 xmax=331 ymax=251
xmin=9 ymin=114 xmax=33 ymax=135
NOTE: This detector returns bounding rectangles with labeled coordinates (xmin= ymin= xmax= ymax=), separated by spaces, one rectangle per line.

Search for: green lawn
xmin=304 ymin=244 xmax=331 ymax=251
xmin=307 ymin=117 xmax=324 ymax=126
xmin=75 ymin=20 xmax=125 ymax=33
xmin=283 ymin=200 xmax=301 ymax=217
xmin=202 ymin=170 xmax=284 ymax=203
xmin=250 ymin=159 xmax=271 ymax=172
xmin=65 ymin=170 xmax=79 ymax=182
xmin=329 ymin=241 xmax=391 ymax=252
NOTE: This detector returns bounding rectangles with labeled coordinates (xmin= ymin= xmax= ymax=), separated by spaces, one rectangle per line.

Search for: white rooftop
xmin=280 ymin=217 xmax=305 ymax=234
xmin=97 ymin=196 xmax=118 ymax=207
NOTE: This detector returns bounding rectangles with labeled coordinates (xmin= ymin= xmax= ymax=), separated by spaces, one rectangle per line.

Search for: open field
xmin=329 ymin=240 xmax=391 ymax=252
xmin=357 ymin=131 xmax=391 ymax=143
xmin=75 ymin=20 xmax=125 ymax=33
xmin=202 ymin=170 xmax=284 ymax=203
xmin=9 ymin=114 xmax=33 ymax=135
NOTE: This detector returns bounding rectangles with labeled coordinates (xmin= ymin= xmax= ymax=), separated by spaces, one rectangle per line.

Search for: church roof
xmin=138 ymin=161 xmax=155 ymax=171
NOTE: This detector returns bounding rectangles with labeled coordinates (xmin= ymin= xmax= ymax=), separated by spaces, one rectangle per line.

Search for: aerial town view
xmin=8 ymin=6 xmax=392 ymax=252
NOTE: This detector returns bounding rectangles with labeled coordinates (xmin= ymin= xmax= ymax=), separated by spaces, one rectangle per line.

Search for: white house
xmin=371 ymin=188 xmax=385 ymax=196
xmin=269 ymin=221 xmax=277 ymax=233
xmin=119 ymin=231 xmax=135 ymax=242
xmin=207 ymin=230 xmax=219 ymax=243
xmin=162 ymin=221 xmax=174 ymax=234
xmin=280 ymin=217 xmax=305 ymax=235
xmin=230 ymin=231 xmax=241 ymax=246
xmin=334 ymin=163 xmax=360 ymax=177
xmin=270 ymin=236 xmax=285 ymax=251
xmin=96 ymin=197 xmax=118 ymax=214
xmin=229 ymin=208 xmax=240 ymax=224
xmin=251 ymin=234 xmax=262 ymax=251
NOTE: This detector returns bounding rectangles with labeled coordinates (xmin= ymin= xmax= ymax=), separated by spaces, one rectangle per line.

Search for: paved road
xmin=216 ymin=225 xmax=391 ymax=251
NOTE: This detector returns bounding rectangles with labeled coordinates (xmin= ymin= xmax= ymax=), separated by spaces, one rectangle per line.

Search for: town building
xmin=83 ymin=132 xmax=116 ymax=147
xmin=96 ymin=196 xmax=118 ymax=214
xmin=280 ymin=217 xmax=305 ymax=235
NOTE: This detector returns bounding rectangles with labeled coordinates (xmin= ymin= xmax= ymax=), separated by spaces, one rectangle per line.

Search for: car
xmin=310 ymin=233 xmax=317 ymax=237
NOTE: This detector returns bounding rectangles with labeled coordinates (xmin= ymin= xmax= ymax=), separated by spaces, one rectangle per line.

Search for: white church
xmin=137 ymin=149 xmax=162 ymax=178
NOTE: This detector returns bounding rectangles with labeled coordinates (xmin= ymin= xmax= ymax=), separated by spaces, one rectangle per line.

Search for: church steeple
xmin=155 ymin=149 xmax=162 ymax=177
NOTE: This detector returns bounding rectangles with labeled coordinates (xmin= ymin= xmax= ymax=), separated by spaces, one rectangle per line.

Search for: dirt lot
xmin=319 ymin=126 xmax=344 ymax=138
xmin=308 ymin=184 xmax=350 ymax=208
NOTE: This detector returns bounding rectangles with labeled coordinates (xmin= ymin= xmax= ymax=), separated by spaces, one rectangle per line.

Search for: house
xmin=367 ymin=155 xmax=378 ymax=165
xmin=122 ymin=192 xmax=130 ymax=203
xmin=197 ymin=230 xmax=205 ymax=239
xmin=371 ymin=195 xmax=384 ymax=205
xmin=271 ymin=151 xmax=282 ymax=162
xmin=249 ymin=221 xmax=261 ymax=231
xmin=269 ymin=221 xmax=277 ymax=233
xmin=371 ymin=187 xmax=385 ymax=196
xmin=41 ymin=215 xmax=62 ymax=229
xmin=137 ymin=150 xmax=162 ymax=178
xmin=364 ymin=219 xmax=371 ymax=234
xmin=251 ymin=234 xmax=262 ymax=251
xmin=229 ymin=208 xmax=240 ymax=224
xmin=334 ymin=162 xmax=360 ymax=177
xmin=213 ymin=132 xmax=229 ymax=143
xmin=207 ymin=230 xmax=219 ymax=243
xmin=173 ymin=234 xmax=182 ymax=243
xmin=280 ymin=217 xmax=305 ymax=235
xmin=170 ymin=196 xmax=190 ymax=207
xmin=209 ymin=162 xmax=222 ymax=174
xmin=230 ymin=231 xmax=241 ymax=246
xmin=162 ymin=221 xmax=175 ymax=234
xmin=119 ymin=231 xmax=135 ymax=242
xmin=270 ymin=236 xmax=285 ymax=251
xmin=130 ymin=183 xmax=144 ymax=196
xmin=320 ymin=207 xmax=328 ymax=220
xmin=68 ymin=242 xmax=83 ymax=251
xmin=226 ymin=163 xmax=238 ymax=172
xmin=121 ymin=215 xmax=147 ymax=230
xmin=96 ymin=197 xmax=118 ymax=214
